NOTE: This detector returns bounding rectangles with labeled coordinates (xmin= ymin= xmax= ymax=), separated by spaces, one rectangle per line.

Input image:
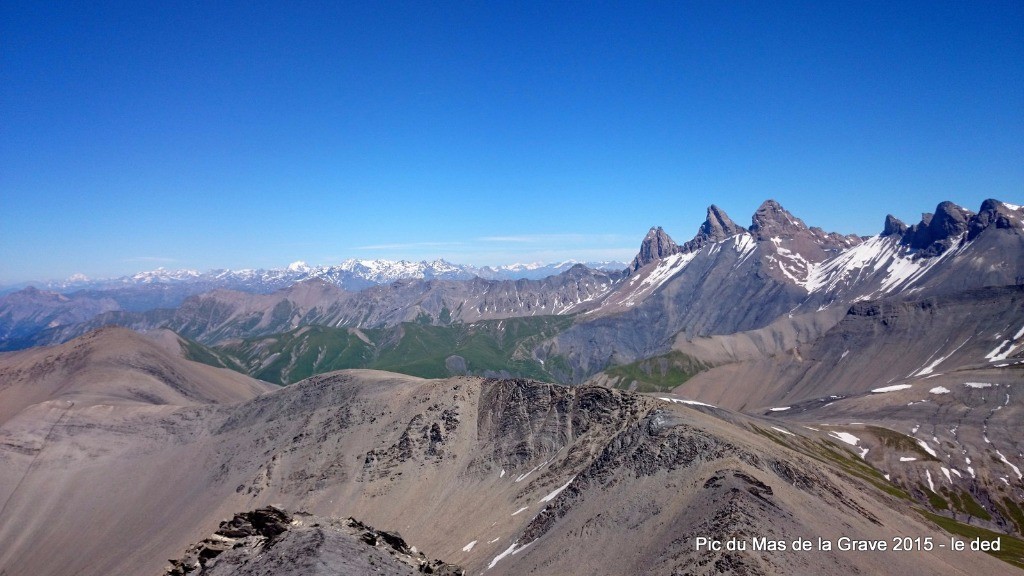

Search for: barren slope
xmin=0 ymin=359 xmax=1016 ymax=574
xmin=0 ymin=326 xmax=274 ymax=424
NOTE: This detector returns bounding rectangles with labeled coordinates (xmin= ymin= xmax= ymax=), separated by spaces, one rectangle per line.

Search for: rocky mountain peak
xmin=749 ymin=199 xmax=809 ymax=240
xmin=882 ymin=214 xmax=908 ymax=237
xmin=681 ymin=205 xmax=747 ymax=253
xmin=931 ymin=201 xmax=974 ymax=237
xmin=903 ymin=201 xmax=975 ymax=257
xmin=629 ymin=226 xmax=680 ymax=272
xmin=967 ymin=198 xmax=1024 ymax=241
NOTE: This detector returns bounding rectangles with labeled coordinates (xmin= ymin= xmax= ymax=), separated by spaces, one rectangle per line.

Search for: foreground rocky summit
xmin=166 ymin=507 xmax=463 ymax=576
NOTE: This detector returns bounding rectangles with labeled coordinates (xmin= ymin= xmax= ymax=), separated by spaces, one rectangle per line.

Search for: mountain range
xmin=1 ymin=197 xmax=1022 ymax=575
xmin=1 ymin=258 xmax=628 ymax=296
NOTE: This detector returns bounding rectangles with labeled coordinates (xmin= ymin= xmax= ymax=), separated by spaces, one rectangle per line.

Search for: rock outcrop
xmin=166 ymin=508 xmax=464 ymax=576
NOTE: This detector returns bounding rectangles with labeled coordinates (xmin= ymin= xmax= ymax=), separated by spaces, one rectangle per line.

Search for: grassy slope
xmin=198 ymin=315 xmax=575 ymax=384
xmin=603 ymin=350 xmax=710 ymax=392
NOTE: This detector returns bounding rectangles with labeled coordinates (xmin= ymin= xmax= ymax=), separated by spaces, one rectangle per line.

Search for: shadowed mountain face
xmin=0 ymin=335 xmax=1020 ymax=575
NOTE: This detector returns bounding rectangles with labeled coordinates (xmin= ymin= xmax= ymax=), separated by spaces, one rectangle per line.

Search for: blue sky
xmin=2 ymin=1 xmax=1022 ymax=283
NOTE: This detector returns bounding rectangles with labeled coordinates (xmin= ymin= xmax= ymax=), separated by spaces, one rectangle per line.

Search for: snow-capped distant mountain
xmin=2 ymin=258 xmax=627 ymax=298
xmin=476 ymin=260 xmax=627 ymax=280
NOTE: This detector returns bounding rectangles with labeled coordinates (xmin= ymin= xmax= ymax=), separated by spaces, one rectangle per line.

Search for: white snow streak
xmin=487 ymin=540 xmax=532 ymax=570
xmin=658 ymin=397 xmax=716 ymax=408
xmin=996 ymin=450 xmax=1023 ymax=480
xmin=539 ymin=477 xmax=575 ymax=503
xmin=871 ymin=384 xmax=912 ymax=393
xmin=917 ymin=440 xmax=938 ymax=458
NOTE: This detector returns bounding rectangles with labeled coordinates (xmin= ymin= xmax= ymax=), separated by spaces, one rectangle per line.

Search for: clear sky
xmin=2 ymin=1 xmax=1022 ymax=283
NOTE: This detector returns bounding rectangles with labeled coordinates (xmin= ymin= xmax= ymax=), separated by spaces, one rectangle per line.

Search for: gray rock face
xmin=629 ymin=227 xmax=680 ymax=272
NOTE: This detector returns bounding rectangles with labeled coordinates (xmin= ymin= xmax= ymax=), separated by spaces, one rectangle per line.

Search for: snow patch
xmin=770 ymin=426 xmax=794 ymax=436
xmin=917 ymin=440 xmax=938 ymax=458
xmin=829 ymin=432 xmax=860 ymax=446
xmin=658 ymin=397 xmax=716 ymax=408
xmin=926 ymin=470 xmax=935 ymax=492
xmin=900 ymin=457 xmax=917 ymax=462
xmin=769 ymin=406 xmax=791 ymax=412
xmin=871 ymin=384 xmax=912 ymax=393
xmin=463 ymin=540 xmax=478 ymax=552
xmin=964 ymin=382 xmax=994 ymax=389
xmin=511 ymin=506 xmax=529 ymax=516
xmin=929 ymin=386 xmax=950 ymax=394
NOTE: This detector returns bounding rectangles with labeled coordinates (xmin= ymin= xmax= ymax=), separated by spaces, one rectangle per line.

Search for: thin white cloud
xmin=477 ymin=233 xmax=629 ymax=245
xmin=356 ymin=241 xmax=466 ymax=250
xmin=123 ymin=256 xmax=177 ymax=263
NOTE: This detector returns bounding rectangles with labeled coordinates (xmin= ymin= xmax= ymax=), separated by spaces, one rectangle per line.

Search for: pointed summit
xmin=629 ymin=226 xmax=680 ymax=272
xmin=682 ymin=205 xmax=746 ymax=252
xmin=881 ymin=214 xmax=907 ymax=237
xmin=749 ymin=200 xmax=808 ymax=240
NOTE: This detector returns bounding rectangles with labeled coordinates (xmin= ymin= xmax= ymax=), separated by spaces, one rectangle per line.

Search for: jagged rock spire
xmin=682 ymin=205 xmax=746 ymax=253
xmin=881 ymin=214 xmax=907 ymax=237
xmin=629 ymin=226 xmax=680 ymax=272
